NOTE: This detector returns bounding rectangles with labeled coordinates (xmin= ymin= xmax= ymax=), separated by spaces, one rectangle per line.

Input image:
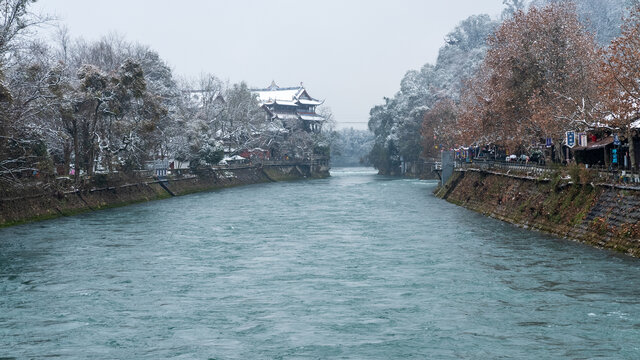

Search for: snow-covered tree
xmin=502 ymin=0 xmax=527 ymax=19
xmin=172 ymin=75 xmax=225 ymax=169
xmin=532 ymin=0 xmax=628 ymax=45
xmin=0 ymin=11 xmax=327 ymax=183
xmin=368 ymin=14 xmax=498 ymax=174
xmin=330 ymin=128 xmax=373 ymax=167
xmin=222 ymin=81 xmax=265 ymax=150
xmin=0 ymin=1 xmax=53 ymax=183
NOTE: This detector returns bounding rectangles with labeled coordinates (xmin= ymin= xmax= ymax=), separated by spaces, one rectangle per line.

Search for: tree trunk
xmin=554 ymin=141 xmax=564 ymax=163
xmin=544 ymin=146 xmax=552 ymax=165
xmin=628 ymin=127 xmax=636 ymax=172
xmin=63 ymin=142 xmax=71 ymax=176
xmin=86 ymin=103 xmax=101 ymax=177
xmin=73 ymin=120 xmax=80 ymax=183
xmin=82 ymin=121 xmax=91 ymax=177
xmin=107 ymin=117 xmax=112 ymax=173
xmin=0 ymin=114 xmax=7 ymax=161
xmin=87 ymin=145 xmax=94 ymax=177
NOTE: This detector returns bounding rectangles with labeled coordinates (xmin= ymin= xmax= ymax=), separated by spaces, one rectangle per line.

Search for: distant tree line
xmin=368 ymin=0 xmax=640 ymax=174
xmin=0 ymin=0 xmax=330 ymax=186
xmin=330 ymin=128 xmax=373 ymax=167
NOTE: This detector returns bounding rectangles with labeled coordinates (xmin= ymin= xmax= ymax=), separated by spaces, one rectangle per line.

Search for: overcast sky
xmin=33 ymin=0 xmax=506 ymax=129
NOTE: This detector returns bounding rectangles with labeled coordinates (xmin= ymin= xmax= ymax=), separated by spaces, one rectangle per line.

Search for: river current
xmin=1 ymin=168 xmax=639 ymax=359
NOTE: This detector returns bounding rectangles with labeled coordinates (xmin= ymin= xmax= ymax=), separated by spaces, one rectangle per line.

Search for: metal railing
xmin=257 ymin=156 xmax=330 ymax=167
xmin=455 ymin=160 xmax=552 ymax=176
xmin=455 ymin=159 xmax=640 ymax=184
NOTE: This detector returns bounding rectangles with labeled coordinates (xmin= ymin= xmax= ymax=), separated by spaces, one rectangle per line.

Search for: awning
xmin=573 ymin=136 xmax=613 ymax=151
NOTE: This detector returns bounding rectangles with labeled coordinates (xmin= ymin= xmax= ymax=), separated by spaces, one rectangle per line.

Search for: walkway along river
xmin=1 ymin=168 xmax=639 ymax=358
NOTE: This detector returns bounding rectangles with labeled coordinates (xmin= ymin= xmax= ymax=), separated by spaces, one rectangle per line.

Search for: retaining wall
xmin=436 ymin=169 xmax=640 ymax=258
xmin=0 ymin=165 xmax=328 ymax=227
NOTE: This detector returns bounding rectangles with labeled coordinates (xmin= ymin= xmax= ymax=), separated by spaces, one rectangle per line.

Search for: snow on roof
xmin=274 ymin=99 xmax=298 ymax=106
xmin=251 ymin=82 xmax=322 ymax=106
xmin=254 ymin=88 xmax=304 ymax=104
xmin=632 ymin=118 xmax=640 ymax=129
xmin=299 ymin=114 xmax=325 ymax=121
xmin=299 ymin=99 xmax=324 ymax=106
xmin=223 ymin=155 xmax=246 ymax=161
xmin=168 ymin=159 xmax=190 ymax=169
xmin=273 ymin=113 xmax=300 ymax=121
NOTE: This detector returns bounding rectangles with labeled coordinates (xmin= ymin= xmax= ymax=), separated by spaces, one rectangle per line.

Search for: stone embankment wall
xmin=0 ymin=164 xmax=329 ymax=227
xmin=436 ymin=169 xmax=640 ymax=258
xmin=377 ymin=161 xmax=440 ymax=180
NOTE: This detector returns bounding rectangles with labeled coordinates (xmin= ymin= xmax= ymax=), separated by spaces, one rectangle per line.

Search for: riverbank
xmin=436 ymin=168 xmax=640 ymax=258
xmin=0 ymin=163 xmax=329 ymax=227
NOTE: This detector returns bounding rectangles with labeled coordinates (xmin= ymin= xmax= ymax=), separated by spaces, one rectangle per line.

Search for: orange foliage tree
xmin=599 ymin=4 xmax=640 ymax=170
xmin=421 ymin=98 xmax=458 ymax=159
xmin=458 ymin=2 xmax=600 ymax=158
xmin=457 ymin=64 xmax=504 ymax=147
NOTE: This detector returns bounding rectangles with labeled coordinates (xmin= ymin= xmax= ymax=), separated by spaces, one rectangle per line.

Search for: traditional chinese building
xmin=252 ymin=81 xmax=325 ymax=133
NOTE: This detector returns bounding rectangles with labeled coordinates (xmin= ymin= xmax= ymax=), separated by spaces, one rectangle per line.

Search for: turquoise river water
xmin=1 ymin=168 xmax=639 ymax=359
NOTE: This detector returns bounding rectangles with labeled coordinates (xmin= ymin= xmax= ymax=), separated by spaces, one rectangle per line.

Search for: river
xmin=1 ymin=168 xmax=639 ymax=359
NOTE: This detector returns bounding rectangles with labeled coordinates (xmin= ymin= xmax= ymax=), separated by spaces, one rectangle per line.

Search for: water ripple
xmin=1 ymin=167 xmax=639 ymax=359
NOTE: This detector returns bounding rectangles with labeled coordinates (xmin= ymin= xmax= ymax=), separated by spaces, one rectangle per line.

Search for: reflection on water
xmin=1 ymin=167 xmax=639 ymax=358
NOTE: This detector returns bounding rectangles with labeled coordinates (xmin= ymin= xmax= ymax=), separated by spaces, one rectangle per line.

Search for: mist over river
xmin=1 ymin=168 xmax=639 ymax=359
